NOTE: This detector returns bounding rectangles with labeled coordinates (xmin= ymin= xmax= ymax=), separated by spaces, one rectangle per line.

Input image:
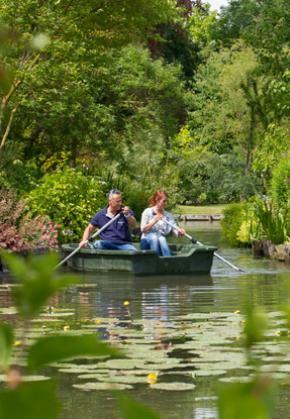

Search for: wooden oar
xmin=162 ymin=218 xmax=244 ymax=272
xmin=55 ymin=213 xmax=121 ymax=269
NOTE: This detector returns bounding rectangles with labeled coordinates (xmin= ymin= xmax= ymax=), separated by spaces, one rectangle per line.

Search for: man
xmin=79 ymin=189 xmax=137 ymax=251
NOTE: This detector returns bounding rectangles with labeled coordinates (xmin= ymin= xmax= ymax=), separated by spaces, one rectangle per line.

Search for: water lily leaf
xmin=40 ymin=312 xmax=75 ymax=317
xmin=97 ymin=374 xmax=147 ymax=384
xmin=219 ymin=376 xmax=253 ymax=383
xmin=0 ymin=307 xmax=17 ymax=315
xmin=97 ymin=359 xmax=146 ymax=370
xmin=58 ymin=367 xmax=105 ymax=374
xmin=150 ymin=382 xmax=196 ymax=391
xmin=73 ymin=382 xmax=133 ymax=391
xmin=0 ymin=374 xmax=50 ymax=382
xmin=193 ymin=370 xmax=227 ymax=377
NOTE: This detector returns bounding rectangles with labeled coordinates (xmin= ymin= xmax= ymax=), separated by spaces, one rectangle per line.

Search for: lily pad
xmin=0 ymin=374 xmax=50 ymax=382
xmin=219 ymin=376 xmax=253 ymax=383
xmin=0 ymin=307 xmax=17 ymax=315
xmin=150 ymin=382 xmax=196 ymax=391
xmin=73 ymin=382 xmax=133 ymax=391
xmin=193 ymin=370 xmax=227 ymax=377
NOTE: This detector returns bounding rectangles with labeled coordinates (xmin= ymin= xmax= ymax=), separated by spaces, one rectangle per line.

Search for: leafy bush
xmin=122 ymin=178 xmax=180 ymax=220
xmin=0 ymin=144 xmax=40 ymax=194
xmin=26 ymin=168 xmax=107 ymax=242
xmin=270 ymin=158 xmax=290 ymax=211
xmin=174 ymin=150 xmax=257 ymax=205
xmin=221 ymin=202 xmax=249 ymax=245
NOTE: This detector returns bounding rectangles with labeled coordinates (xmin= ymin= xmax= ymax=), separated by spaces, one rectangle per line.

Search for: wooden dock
xmin=176 ymin=214 xmax=223 ymax=222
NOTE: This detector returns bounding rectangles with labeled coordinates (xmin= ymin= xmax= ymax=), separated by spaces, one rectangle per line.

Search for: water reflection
xmin=1 ymin=222 xmax=290 ymax=419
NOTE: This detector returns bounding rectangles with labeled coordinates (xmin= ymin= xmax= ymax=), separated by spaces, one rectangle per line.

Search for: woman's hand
xmin=154 ymin=213 xmax=164 ymax=223
xmin=178 ymin=228 xmax=186 ymax=237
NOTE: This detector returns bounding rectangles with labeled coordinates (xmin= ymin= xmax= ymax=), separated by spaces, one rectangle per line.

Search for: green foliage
xmin=0 ymin=0 xmax=184 ymax=183
xmin=218 ymin=379 xmax=275 ymax=419
xmin=118 ymin=394 xmax=161 ymax=419
xmin=218 ymin=303 xmax=273 ymax=419
xmin=252 ymin=124 xmax=290 ymax=181
xmin=175 ymin=149 xmax=253 ymax=204
xmin=0 ymin=323 xmax=14 ymax=371
xmin=270 ymin=158 xmax=290 ymax=211
xmin=27 ymin=335 xmax=120 ymax=371
xmin=243 ymin=306 xmax=268 ymax=350
xmin=253 ymin=198 xmax=288 ymax=244
xmin=221 ymin=203 xmax=249 ymax=245
xmin=0 ymin=150 xmax=40 ymax=194
xmin=1 ymin=252 xmax=78 ymax=318
xmin=0 ymin=381 xmax=61 ymax=419
xmin=26 ymin=168 xmax=107 ymax=242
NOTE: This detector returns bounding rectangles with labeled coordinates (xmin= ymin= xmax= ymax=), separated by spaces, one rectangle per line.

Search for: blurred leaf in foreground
xmin=1 ymin=252 xmax=78 ymax=318
xmin=27 ymin=334 xmax=121 ymax=370
xmin=118 ymin=394 xmax=160 ymax=419
xmin=0 ymin=380 xmax=60 ymax=419
xmin=0 ymin=322 xmax=14 ymax=371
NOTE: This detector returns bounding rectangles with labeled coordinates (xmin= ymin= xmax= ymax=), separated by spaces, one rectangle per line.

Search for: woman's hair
xmin=149 ymin=190 xmax=168 ymax=206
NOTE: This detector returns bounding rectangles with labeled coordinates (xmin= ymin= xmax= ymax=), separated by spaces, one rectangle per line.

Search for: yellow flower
xmin=95 ymin=319 xmax=102 ymax=325
xmin=63 ymin=325 xmax=70 ymax=331
xmin=14 ymin=340 xmax=23 ymax=347
xmin=123 ymin=300 xmax=130 ymax=306
xmin=147 ymin=372 xmax=158 ymax=385
xmin=234 ymin=310 xmax=240 ymax=314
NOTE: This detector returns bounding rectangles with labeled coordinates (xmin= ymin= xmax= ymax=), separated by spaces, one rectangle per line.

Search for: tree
xmin=0 ymin=0 xmax=178 ymax=172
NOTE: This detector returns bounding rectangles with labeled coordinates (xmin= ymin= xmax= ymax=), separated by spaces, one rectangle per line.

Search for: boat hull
xmin=61 ymin=244 xmax=216 ymax=275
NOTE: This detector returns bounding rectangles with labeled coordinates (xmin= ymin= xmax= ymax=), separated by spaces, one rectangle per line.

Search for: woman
xmin=140 ymin=190 xmax=185 ymax=256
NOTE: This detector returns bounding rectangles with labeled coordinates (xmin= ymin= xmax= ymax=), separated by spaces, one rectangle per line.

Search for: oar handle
xmin=162 ymin=218 xmax=244 ymax=273
xmin=55 ymin=213 xmax=121 ymax=269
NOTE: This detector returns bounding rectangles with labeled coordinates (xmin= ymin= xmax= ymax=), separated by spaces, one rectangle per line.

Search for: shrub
xmin=0 ymin=189 xmax=59 ymax=251
xmin=19 ymin=216 xmax=59 ymax=249
xmin=221 ymin=202 xmax=249 ymax=246
xmin=26 ymin=168 xmax=107 ymax=242
xmin=0 ymin=189 xmax=27 ymax=252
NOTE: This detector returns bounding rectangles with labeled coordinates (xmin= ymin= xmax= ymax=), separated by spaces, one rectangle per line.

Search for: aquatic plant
xmin=252 ymin=198 xmax=289 ymax=245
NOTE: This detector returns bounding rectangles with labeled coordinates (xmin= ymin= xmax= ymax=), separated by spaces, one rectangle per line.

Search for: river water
xmin=1 ymin=222 xmax=290 ymax=418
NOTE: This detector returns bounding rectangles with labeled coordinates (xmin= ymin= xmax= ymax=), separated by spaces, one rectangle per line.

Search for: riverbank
xmin=252 ymin=240 xmax=290 ymax=263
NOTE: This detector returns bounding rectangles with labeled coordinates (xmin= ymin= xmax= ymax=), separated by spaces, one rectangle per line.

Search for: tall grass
xmin=253 ymin=198 xmax=289 ymax=245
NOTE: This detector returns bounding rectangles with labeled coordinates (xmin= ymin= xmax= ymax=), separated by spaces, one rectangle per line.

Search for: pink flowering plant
xmin=19 ymin=216 xmax=59 ymax=250
xmin=0 ymin=189 xmax=59 ymax=252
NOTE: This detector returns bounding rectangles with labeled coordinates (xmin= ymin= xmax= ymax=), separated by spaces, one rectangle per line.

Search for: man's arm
xmin=79 ymin=223 xmax=95 ymax=247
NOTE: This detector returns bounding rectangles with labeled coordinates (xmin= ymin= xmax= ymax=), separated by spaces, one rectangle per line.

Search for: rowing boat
xmin=61 ymin=243 xmax=217 ymax=275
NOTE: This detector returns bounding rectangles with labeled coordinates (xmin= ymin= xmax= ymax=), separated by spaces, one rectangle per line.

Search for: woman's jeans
xmin=140 ymin=233 xmax=171 ymax=256
xmin=91 ymin=240 xmax=136 ymax=251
